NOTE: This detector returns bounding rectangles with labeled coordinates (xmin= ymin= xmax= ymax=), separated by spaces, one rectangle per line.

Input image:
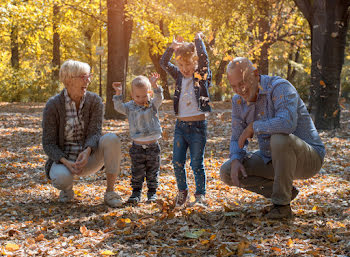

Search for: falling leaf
xmin=320 ymin=80 xmax=326 ymax=88
xmin=5 ymin=242 xmax=20 ymax=251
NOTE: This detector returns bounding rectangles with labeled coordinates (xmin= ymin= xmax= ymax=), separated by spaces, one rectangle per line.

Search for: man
xmin=220 ymin=57 xmax=325 ymax=219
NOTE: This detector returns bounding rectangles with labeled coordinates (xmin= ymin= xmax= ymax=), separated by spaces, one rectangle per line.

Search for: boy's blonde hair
xmin=131 ymin=75 xmax=151 ymax=90
xmin=175 ymin=42 xmax=198 ymax=63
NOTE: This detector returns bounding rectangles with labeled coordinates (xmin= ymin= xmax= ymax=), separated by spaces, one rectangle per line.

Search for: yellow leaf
xmin=210 ymin=234 xmax=216 ymax=240
xmin=194 ymin=72 xmax=202 ymax=80
xmin=287 ymin=238 xmax=294 ymax=247
xmin=312 ymin=206 xmax=318 ymax=211
xmin=101 ymin=250 xmax=115 ymax=255
xmin=5 ymin=242 xmax=20 ymax=251
xmin=201 ymin=239 xmax=209 ymax=245
xmin=223 ymin=55 xmax=233 ymax=61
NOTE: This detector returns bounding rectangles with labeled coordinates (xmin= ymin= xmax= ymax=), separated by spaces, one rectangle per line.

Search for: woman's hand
xmin=75 ymin=147 xmax=91 ymax=172
xmin=60 ymin=157 xmax=80 ymax=175
xmin=112 ymin=82 xmax=122 ymax=96
xmin=149 ymin=72 xmax=160 ymax=89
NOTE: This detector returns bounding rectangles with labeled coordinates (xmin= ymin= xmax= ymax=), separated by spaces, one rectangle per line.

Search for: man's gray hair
xmin=59 ymin=60 xmax=90 ymax=85
xmin=226 ymin=57 xmax=256 ymax=75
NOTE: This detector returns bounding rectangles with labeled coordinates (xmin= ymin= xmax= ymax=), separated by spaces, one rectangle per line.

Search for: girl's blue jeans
xmin=172 ymin=119 xmax=207 ymax=195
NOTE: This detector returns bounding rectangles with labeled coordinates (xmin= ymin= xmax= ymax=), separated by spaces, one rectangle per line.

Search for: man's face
xmin=227 ymin=67 xmax=259 ymax=102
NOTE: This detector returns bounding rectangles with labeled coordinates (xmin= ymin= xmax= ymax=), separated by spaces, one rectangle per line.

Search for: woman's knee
xmin=100 ymin=133 xmax=121 ymax=148
xmin=50 ymin=165 xmax=73 ymax=190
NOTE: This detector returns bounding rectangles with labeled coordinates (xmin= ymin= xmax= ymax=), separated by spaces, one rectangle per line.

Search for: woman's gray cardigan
xmin=42 ymin=90 xmax=103 ymax=179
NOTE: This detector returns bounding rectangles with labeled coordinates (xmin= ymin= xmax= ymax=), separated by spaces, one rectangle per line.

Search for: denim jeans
xmin=173 ymin=120 xmax=207 ymax=195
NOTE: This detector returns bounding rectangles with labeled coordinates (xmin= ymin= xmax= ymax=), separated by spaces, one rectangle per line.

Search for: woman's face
xmin=65 ymin=72 xmax=92 ymax=100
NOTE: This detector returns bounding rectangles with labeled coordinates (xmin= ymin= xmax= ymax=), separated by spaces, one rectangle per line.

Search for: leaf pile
xmin=0 ymin=101 xmax=349 ymax=256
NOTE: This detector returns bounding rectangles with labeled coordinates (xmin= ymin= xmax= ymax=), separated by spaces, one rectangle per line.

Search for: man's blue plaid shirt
xmin=230 ymin=75 xmax=325 ymax=164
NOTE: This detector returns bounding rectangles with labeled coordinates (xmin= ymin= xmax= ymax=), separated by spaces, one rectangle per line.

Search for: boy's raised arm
xmin=112 ymin=82 xmax=128 ymax=115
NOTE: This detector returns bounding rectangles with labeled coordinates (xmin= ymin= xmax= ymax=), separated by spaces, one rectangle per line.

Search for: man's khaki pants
xmin=220 ymin=134 xmax=323 ymax=205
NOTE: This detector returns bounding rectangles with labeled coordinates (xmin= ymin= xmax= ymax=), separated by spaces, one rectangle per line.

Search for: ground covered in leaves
xmin=0 ymin=101 xmax=349 ymax=257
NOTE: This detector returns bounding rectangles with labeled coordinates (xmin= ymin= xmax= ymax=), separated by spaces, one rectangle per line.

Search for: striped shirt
xmin=63 ymin=89 xmax=86 ymax=161
xmin=230 ymin=75 xmax=325 ymax=164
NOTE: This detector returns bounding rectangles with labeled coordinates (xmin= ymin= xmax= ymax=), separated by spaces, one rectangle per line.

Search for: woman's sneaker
xmin=104 ymin=191 xmax=123 ymax=207
xmin=59 ymin=189 xmax=74 ymax=203
xmin=175 ymin=190 xmax=188 ymax=207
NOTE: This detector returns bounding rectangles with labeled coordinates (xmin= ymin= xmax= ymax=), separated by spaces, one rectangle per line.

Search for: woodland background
xmin=0 ymin=0 xmax=350 ymax=256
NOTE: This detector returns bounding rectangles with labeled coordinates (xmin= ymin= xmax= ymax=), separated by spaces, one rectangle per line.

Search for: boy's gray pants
xmin=220 ymin=134 xmax=323 ymax=205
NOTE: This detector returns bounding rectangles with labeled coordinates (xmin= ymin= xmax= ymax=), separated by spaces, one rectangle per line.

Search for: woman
xmin=42 ymin=59 xmax=122 ymax=207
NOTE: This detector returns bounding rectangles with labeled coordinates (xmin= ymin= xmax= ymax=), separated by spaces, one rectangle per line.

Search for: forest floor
xmin=0 ymin=100 xmax=349 ymax=257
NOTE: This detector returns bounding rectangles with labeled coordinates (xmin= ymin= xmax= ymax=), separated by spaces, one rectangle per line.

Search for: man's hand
xmin=238 ymin=122 xmax=254 ymax=149
xmin=112 ymin=82 xmax=122 ymax=96
xmin=230 ymin=159 xmax=247 ymax=187
xmin=149 ymin=72 xmax=160 ymax=89
xmin=74 ymin=147 xmax=91 ymax=172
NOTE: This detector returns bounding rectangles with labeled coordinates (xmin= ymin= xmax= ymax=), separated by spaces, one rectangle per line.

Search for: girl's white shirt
xmin=178 ymin=77 xmax=204 ymax=118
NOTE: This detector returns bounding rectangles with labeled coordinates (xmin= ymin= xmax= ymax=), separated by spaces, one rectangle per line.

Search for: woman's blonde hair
xmin=59 ymin=60 xmax=90 ymax=85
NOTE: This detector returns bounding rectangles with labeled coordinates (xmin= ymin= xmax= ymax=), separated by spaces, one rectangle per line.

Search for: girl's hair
xmin=175 ymin=42 xmax=198 ymax=63
xmin=59 ymin=60 xmax=90 ymax=85
xmin=131 ymin=75 xmax=151 ymax=90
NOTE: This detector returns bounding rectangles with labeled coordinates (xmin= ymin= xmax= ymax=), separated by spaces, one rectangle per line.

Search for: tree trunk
xmin=287 ymin=46 xmax=300 ymax=82
xmin=105 ymin=0 xmax=132 ymax=119
xmin=10 ymin=24 xmax=19 ymax=69
xmin=294 ymin=0 xmax=349 ymax=130
xmin=149 ymin=47 xmax=171 ymax=99
xmin=257 ymin=1 xmax=270 ymax=75
xmin=52 ymin=2 xmax=61 ymax=94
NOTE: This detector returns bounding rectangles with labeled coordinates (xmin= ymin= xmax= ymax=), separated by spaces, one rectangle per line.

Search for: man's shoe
xmin=59 ymin=189 xmax=74 ymax=203
xmin=291 ymin=186 xmax=299 ymax=201
xmin=147 ymin=191 xmax=157 ymax=203
xmin=175 ymin=190 xmax=188 ymax=207
xmin=104 ymin=191 xmax=123 ymax=207
xmin=127 ymin=191 xmax=141 ymax=204
xmin=266 ymin=204 xmax=293 ymax=219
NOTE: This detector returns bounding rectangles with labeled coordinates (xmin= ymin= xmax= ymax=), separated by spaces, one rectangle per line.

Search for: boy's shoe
xmin=266 ymin=204 xmax=293 ymax=219
xmin=190 ymin=194 xmax=207 ymax=207
xmin=175 ymin=189 xmax=188 ymax=207
xmin=127 ymin=191 xmax=141 ymax=204
xmin=104 ymin=191 xmax=123 ymax=208
xmin=59 ymin=189 xmax=74 ymax=203
xmin=147 ymin=191 xmax=157 ymax=203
